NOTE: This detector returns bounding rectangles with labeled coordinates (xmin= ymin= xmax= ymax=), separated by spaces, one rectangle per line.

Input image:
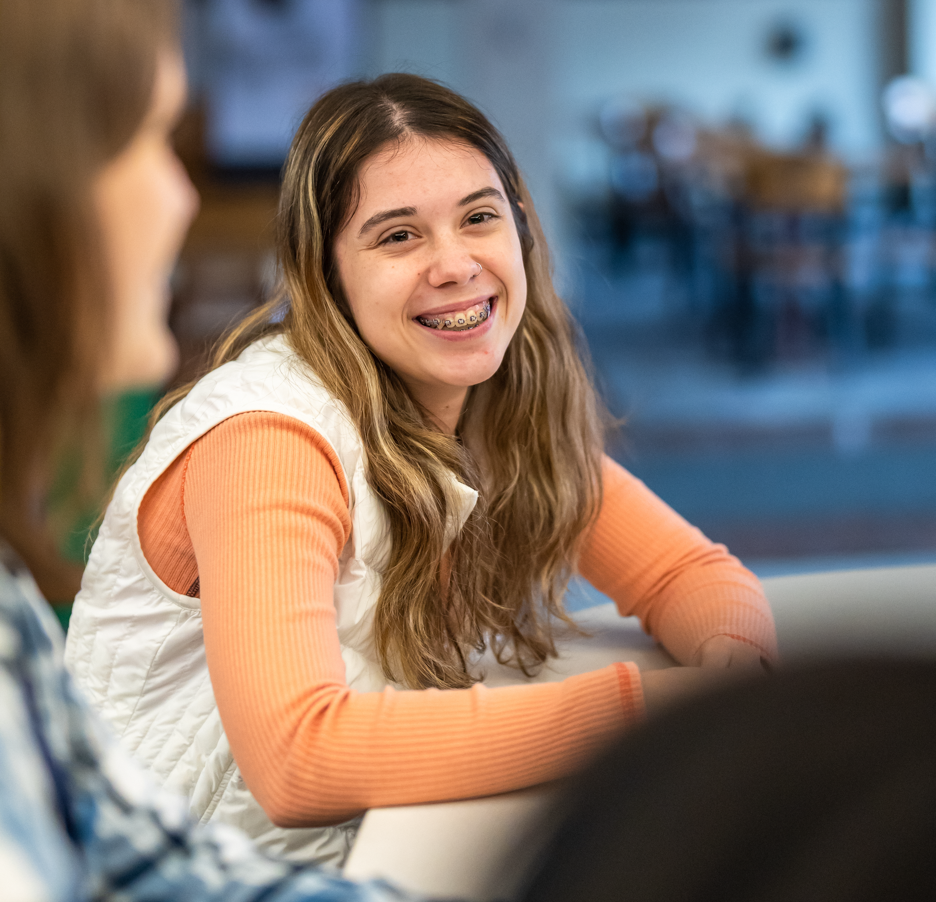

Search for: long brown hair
xmin=0 ymin=0 xmax=178 ymax=594
xmin=155 ymin=74 xmax=605 ymax=688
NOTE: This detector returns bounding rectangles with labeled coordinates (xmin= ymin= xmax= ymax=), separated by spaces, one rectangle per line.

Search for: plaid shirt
xmin=0 ymin=550 xmax=424 ymax=902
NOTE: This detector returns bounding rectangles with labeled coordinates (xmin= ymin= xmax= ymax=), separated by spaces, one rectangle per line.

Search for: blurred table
xmin=343 ymin=565 xmax=936 ymax=900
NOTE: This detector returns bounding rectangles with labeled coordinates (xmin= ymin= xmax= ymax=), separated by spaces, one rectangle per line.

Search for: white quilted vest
xmin=64 ymin=333 xmax=478 ymax=868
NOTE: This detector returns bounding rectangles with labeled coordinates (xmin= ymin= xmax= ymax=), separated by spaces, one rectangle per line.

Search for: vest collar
xmin=444 ymin=475 xmax=479 ymax=549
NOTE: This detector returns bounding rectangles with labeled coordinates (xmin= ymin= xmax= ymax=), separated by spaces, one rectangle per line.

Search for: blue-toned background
xmin=174 ymin=0 xmax=936 ymax=580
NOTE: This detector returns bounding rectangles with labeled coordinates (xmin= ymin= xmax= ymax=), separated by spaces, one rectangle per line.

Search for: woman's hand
xmin=640 ymin=637 xmax=771 ymax=715
xmin=692 ymin=635 xmax=771 ymax=672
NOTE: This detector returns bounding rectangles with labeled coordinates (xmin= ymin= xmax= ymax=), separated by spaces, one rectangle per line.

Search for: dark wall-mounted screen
xmin=187 ymin=0 xmax=359 ymax=177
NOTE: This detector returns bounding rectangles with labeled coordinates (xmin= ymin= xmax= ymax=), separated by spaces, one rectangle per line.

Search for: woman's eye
xmin=466 ymin=212 xmax=496 ymax=226
xmin=381 ymin=230 xmax=413 ymax=245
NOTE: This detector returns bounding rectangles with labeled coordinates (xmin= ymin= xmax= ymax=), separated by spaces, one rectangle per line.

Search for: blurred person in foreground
xmin=0 ymin=1 xmax=422 ymax=898
xmin=520 ymin=658 xmax=936 ymax=902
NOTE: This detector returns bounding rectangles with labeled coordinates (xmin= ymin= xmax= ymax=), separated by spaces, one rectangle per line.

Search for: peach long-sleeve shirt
xmin=139 ymin=412 xmax=776 ymax=827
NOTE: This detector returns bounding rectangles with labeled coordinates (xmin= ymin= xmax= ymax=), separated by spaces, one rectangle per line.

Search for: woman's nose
xmin=425 ymin=237 xmax=479 ymax=288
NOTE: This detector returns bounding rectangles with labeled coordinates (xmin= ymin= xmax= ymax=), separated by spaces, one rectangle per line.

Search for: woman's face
xmin=93 ymin=50 xmax=199 ymax=391
xmin=333 ymin=137 xmax=527 ymax=432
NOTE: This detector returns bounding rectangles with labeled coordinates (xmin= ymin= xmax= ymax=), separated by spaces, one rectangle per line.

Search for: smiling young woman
xmin=65 ymin=74 xmax=778 ymax=867
xmin=332 ymin=139 xmax=528 ymax=432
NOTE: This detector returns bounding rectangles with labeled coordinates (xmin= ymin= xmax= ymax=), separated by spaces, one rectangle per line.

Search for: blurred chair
xmin=716 ymin=147 xmax=849 ymax=370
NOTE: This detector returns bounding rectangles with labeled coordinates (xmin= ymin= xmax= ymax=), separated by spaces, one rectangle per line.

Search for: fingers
xmin=695 ymin=635 xmax=769 ymax=672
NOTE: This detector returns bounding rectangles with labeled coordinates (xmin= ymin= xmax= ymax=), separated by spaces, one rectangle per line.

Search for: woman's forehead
xmin=351 ymin=137 xmax=504 ymax=215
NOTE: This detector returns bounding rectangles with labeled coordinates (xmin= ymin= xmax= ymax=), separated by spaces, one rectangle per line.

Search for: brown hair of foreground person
xmin=521 ymin=658 xmax=936 ymax=902
xmin=148 ymin=73 xmax=606 ymax=690
xmin=0 ymin=0 xmax=178 ymax=597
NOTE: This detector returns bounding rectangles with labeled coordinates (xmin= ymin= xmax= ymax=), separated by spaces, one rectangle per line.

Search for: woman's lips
xmin=415 ymin=296 xmax=494 ymax=332
xmin=414 ymin=297 xmax=498 ymax=338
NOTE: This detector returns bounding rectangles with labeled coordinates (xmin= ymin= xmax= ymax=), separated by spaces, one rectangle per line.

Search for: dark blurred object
xmin=598 ymin=100 xmax=699 ymax=297
xmin=720 ymin=144 xmax=849 ymax=371
xmin=521 ymin=658 xmax=936 ymax=902
xmin=763 ymin=17 xmax=809 ymax=66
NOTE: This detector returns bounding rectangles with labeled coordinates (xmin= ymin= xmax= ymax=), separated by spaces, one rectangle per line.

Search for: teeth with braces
xmin=417 ymin=299 xmax=492 ymax=331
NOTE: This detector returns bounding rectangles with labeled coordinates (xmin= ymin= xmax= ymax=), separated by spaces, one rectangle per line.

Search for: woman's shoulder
xmin=149 ymin=333 xmax=329 ymax=431
xmin=188 ymin=332 xmax=335 ymax=412
xmin=144 ymin=333 xmax=365 ymax=483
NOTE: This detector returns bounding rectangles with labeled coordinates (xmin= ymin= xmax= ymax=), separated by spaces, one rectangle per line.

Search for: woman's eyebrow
xmin=358 ymin=206 xmax=417 ymax=238
xmin=459 ymin=187 xmax=505 ymax=206
xmin=357 ymin=188 xmax=505 ymax=238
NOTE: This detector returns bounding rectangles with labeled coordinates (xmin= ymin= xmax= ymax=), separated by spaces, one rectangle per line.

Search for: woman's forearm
xmin=578 ymin=455 xmax=778 ymax=664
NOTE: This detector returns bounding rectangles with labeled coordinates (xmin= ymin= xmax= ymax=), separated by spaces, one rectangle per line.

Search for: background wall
xmin=911 ymin=0 xmax=936 ymax=83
